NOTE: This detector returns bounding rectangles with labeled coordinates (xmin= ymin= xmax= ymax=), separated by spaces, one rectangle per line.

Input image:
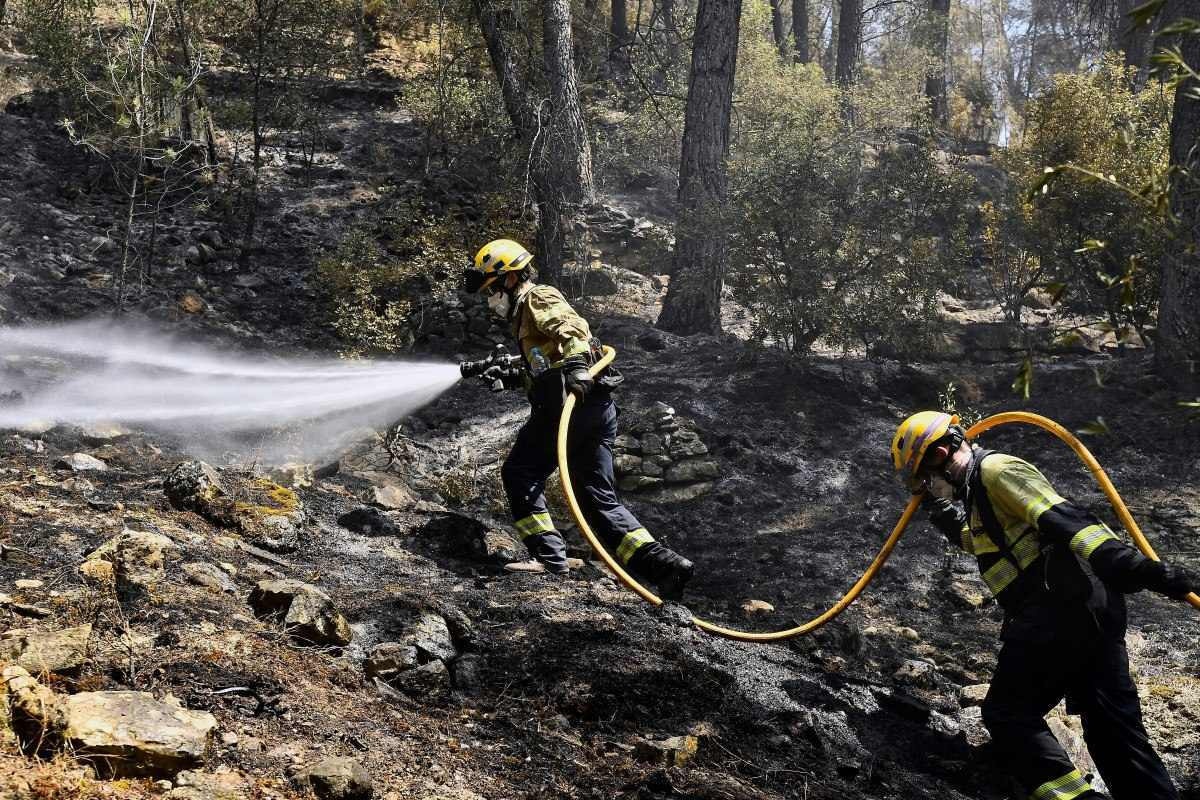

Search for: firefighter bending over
xmin=462 ymin=239 xmax=694 ymax=599
xmin=893 ymin=411 xmax=1197 ymax=800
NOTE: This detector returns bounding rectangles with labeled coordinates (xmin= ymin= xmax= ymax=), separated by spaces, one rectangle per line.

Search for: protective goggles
xmin=462 ymin=267 xmax=502 ymax=296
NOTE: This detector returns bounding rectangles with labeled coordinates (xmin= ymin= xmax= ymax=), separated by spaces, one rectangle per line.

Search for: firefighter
xmin=462 ymin=238 xmax=694 ymax=599
xmin=892 ymin=411 xmax=1197 ymax=800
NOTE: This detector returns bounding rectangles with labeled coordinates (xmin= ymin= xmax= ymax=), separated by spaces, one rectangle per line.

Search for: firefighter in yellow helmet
xmin=461 ymin=239 xmax=694 ymax=599
xmin=892 ymin=411 xmax=1196 ymax=800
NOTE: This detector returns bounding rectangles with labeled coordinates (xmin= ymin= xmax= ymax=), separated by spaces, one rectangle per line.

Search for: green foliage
xmin=725 ymin=29 xmax=972 ymax=357
xmin=1003 ymin=54 xmax=1171 ymax=343
xmin=317 ymin=195 xmax=522 ymax=355
xmin=13 ymin=0 xmax=96 ymax=90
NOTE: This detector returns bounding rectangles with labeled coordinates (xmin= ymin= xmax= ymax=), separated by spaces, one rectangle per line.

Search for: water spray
xmin=0 ymin=320 xmax=462 ymax=463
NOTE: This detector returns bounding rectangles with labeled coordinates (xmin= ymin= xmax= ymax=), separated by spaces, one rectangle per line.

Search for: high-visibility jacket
xmin=510 ymin=284 xmax=592 ymax=366
xmin=956 ymin=448 xmax=1162 ymax=639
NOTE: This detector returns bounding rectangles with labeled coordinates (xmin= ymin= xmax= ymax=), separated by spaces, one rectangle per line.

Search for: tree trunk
xmin=610 ymin=0 xmax=630 ymax=72
xmin=923 ymin=0 xmax=951 ymax=127
xmin=657 ymin=0 xmax=742 ymax=335
xmin=539 ymin=0 xmax=596 ymax=284
xmin=823 ymin=1 xmax=838 ymax=80
xmin=835 ymin=0 xmax=860 ymax=86
xmin=792 ymin=0 xmax=809 ymax=63
xmin=1112 ymin=0 xmax=1152 ymax=88
xmin=1156 ymin=0 xmax=1200 ymax=389
xmin=770 ymin=0 xmax=786 ymax=56
xmin=473 ymin=0 xmax=534 ymax=130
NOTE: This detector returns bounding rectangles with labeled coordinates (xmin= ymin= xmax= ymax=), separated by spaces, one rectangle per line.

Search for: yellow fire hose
xmin=556 ymin=346 xmax=1199 ymax=643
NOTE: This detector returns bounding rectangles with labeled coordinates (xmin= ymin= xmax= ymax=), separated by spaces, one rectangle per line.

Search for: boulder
xmin=63 ymin=691 xmax=217 ymax=777
xmin=664 ymin=459 xmax=720 ymax=484
xmin=414 ymin=511 xmax=522 ymax=564
xmin=959 ymin=684 xmax=989 ymax=708
xmin=402 ymin=611 xmax=456 ymax=663
xmin=164 ymin=461 xmax=232 ymax=524
xmin=364 ymin=643 xmax=419 ymax=681
xmin=0 ymin=624 xmax=91 ymax=673
xmin=392 ymin=660 xmax=450 ymax=696
xmin=560 ymin=267 xmax=620 ymax=297
xmin=87 ymin=529 xmax=175 ymax=595
xmin=893 ymin=659 xmax=937 ymax=687
xmin=55 ymin=453 xmax=108 ymax=472
xmin=300 ymin=756 xmax=373 ymax=800
xmin=337 ymin=506 xmax=401 ymax=537
xmin=248 ymin=580 xmax=352 ymax=646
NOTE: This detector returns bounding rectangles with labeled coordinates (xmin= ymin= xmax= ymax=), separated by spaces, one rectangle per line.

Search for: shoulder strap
xmin=969 ymin=450 xmax=1017 ymax=561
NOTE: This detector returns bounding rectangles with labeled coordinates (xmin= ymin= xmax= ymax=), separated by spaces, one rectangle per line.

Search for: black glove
xmin=561 ymin=355 xmax=593 ymax=400
xmin=1144 ymin=561 xmax=1199 ymax=600
xmin=480 ymin=363 xmax=523 ymax=392
xmin=922 ymin=493 xmax=966 ymax=546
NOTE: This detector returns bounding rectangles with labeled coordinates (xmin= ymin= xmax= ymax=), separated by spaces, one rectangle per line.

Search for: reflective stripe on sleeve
xmin=1031 ymin=768 xmax=1092 ymax=800
xmin=1070 ymin=524 xmax=1117 ymax=560
xmin=960 ymin=526 xmax=973 ymax=554
xmin=615 ymin=528 xmax=654 ymax=564
xmin=982 ymin=531 xmax=1042 ymax=595
xmin=514 ymin=512 xmax=555 ymax=540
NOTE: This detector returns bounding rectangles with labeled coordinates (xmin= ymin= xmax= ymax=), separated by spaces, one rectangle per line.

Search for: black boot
xmin=629 ymin=543 xmax=694 ymax=600
xmin=523 ymin=531 xmax=570 ymax=574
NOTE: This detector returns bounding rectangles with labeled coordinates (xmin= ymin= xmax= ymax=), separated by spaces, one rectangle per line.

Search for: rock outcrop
xmin=248 ymin=579 xmax=353 ymax=646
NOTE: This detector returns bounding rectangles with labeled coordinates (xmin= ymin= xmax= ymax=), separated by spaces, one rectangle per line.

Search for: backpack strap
xmin=968 ymin=449 xmax=1025 ymax=575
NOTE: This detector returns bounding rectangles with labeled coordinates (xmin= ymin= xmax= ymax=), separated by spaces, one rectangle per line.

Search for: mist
xmin=0 ymin=320 xmax=461 ymax=464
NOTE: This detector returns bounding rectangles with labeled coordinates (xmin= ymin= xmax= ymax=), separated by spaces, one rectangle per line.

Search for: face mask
xmin=487 ymin=291 xmax=511 ymax=319
xmin=927 ymin=474 xmax=956 ymax=500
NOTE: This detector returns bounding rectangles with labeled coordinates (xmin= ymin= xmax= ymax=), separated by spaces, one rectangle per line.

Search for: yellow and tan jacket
xmin=510 ymin=284 xmax=592 ymax=366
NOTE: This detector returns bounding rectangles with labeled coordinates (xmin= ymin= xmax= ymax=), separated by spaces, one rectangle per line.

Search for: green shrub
xmin=1002 ymin=54 xmax=1171 ymax=344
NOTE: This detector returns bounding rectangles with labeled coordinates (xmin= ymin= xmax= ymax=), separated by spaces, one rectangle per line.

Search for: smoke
xmin=0 ymin=319 xmax=461 ymax=464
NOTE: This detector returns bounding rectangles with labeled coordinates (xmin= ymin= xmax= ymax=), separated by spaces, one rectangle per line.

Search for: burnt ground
xmin=2 ymin=31 xmax=1200 ymax=800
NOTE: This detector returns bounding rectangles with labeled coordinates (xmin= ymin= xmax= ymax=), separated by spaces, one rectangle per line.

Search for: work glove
xmin=1145 ymin=561 xmax=1199 ymax=601
xmin=922 ymin=493 xmax=967 ymax=548
xmin=561 ymin=355 xmax=593 ymax=400
xmin=479 ymin=363 xmax=523 ymax=392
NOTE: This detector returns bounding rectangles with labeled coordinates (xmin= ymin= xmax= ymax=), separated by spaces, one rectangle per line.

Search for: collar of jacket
xmin=958 ymin=444 xmax=986 ymax=506
xmin=508 ymin=281 xmax=536 ymax=327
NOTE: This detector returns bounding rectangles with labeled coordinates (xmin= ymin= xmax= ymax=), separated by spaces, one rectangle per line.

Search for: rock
xmin=415 ymin=511 xmax=522 ymax=564
xmin=640 ymin=482 xmax=712 ymax=503
xmin=364 ymin=643 xmax=419 ymax=681
xmin=89 ymin=236 xmax=117 ymax=256
xmin=613 ymin=434 xmax=640 ymax=453
xmin=2 ymin=666 xmax=68 ymax=748
xmin=613 ymin=455 xmax=642 ymax=475
xmin=182 ymin=563 xmax=238 ymax=594
xmin=947 ymin=579 xmax=986 ymax=609
xmin=560 ymin=267 xmax=620 ymax=297
xmin=618 ymin=475 xmax=663 ymax=492
xmin=369 ymin=482 xmax=416 ymax=510
xmin=633 ymin=735 xmax=699 ymax=768
xmin=450 ymin=654 xmax=483 ymax=690
xmin=668 ymin=429 xmax=709 ymax=458
xmin=664 ymin=459 xmax=720 ymax=484
xmin=63 ymin=691 xmax=217 ymax=777
xmin=337 ymin=506 xmax=401 ymax=537
xmin=166 ymin=769 xmax=251 ymax=800
xmin=268 ymin=463 xmax=313 ymax=489
xmin=199 ymin=230 xmax=224 ymax=249
xmin=895 ymin=626 xmax=920 ymax=642
xmin=179 ymin=292 xmax=206 ymax=314
xmin=300 ymin=756 xmax=373 ymax=800
xmin=164 ymin=461 xmax=231 ymax=523
xmin=392 ymin=660 xmax=450 ymax=696
xmin=14 ymin=579 xmax=42 ymax=590
xmin=894 ymin=660 xmax=937 ymax=687
xmin=741 ymin=599 xmax=774 ymax=616
xmin=55 ymin=453 xmax=108 ymax=472
xmin=248 ymin=580 xmax=352 ymax=646
xmin=0 ymin=625 xmax=91 ymax=673
xmin=641 ymin=434 xmax=664 ymax=455
xmin=959 ymin=684 xmax=989 ymax=707
xmin=78 ymin=423 xmax=131 ymax=444
xmin=401 ymin=611 xmax=456 ymax=662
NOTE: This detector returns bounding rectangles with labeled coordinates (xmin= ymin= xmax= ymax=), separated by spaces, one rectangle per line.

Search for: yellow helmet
xmin=463 ymin=238 xmax=533 ymax=294
xmin=891 ymin=411 xmax=960 ymax=489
